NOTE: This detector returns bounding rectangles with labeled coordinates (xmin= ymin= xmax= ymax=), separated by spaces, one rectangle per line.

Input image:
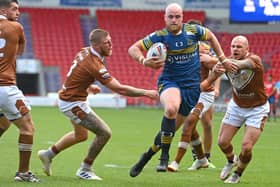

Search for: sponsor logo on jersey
xmin=166 ymin=52 xmax=197 ymax=64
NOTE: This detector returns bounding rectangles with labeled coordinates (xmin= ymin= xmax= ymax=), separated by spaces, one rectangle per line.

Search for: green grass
xmin=0 ymin=107 xmax=279 ymax=187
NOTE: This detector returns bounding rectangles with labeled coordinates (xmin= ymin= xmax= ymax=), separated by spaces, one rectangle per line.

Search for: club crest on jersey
xmin=187 ymin=39 xmax=194 ymax=46
xmin=227 ymin=69 xmax=255 ymax=90
xmin=175 ymin=41 xmax=183 ymax=47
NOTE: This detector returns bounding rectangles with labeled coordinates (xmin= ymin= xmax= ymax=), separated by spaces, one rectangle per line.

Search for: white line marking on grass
xmin=47 ymin=141 xmax=56 ymax=144
xmin=104 ymin=164 xmax=130 ymax=169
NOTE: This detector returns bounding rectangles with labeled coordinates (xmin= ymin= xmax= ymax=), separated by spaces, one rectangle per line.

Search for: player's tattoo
xmin=79 ymin=112 xmax=112 ymax=160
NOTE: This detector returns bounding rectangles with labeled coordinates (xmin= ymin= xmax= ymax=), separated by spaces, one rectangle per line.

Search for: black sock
xmin=205 ymin=152 xmax=211 ymax=161
xmin=160 ymin=116 xmax=175 ymax=160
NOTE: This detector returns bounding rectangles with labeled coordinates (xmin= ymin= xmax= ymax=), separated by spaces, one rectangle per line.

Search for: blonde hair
xmin=89 ymin=29 xmax=109 ymax=45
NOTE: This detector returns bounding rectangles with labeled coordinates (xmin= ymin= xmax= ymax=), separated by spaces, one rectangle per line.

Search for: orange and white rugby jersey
xmin=0 ymin=16 xmax=25 ymax=86
xmin=59 ymin=47 xmax=112 ymax=102
xmin=226 ymin=53 xmax=267 ymax=108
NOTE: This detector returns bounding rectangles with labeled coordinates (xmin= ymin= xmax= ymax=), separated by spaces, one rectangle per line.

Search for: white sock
xmin=81 ymin=162 xmax=91 ymax=170
xmin=47 ymin=147 xmax=56 ymax=158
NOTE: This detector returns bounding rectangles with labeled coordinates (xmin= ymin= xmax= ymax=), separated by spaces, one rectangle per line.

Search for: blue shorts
xmin=158 ymin=79 xmax=200 ymax=116
xmin=268 ymin=96 xmax=275 ymax=104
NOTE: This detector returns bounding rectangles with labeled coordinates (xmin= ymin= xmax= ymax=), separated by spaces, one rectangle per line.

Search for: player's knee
xmin=164 ymin=106 xmax=178 ymax=118
xmin=18 ymin=118 xmax=35 ymax=135
xmin=191 ymin=130 xmax=199 ymax=141
xmin=75 ymin=132 xmax=88 ymax=142
xmin=102 ymin=128 xmax=112 ymax=141
xmin=217 ymin=139 xmax=228 ymax=149
xmin=181 ymin=130 xmax=192 ymax=142
xmin=241 ymin=141 xmax=253 ymax=153
xmin=191 ymin=103 xmax=204 ymax=117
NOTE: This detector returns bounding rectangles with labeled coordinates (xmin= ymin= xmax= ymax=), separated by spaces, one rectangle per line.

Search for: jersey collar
xmin=0 ymin=15 xmax=7 ymax=20
xmin=90 ymin=47 xmax=105 ymax=62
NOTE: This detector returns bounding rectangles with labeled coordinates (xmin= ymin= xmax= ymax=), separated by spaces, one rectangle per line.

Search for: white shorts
xmin=0 ymin=86 xmax=31 ymax=120
xmin=58 ymin=98 xmax=92 ymax=124
xmin=222 ymin=99 xmax=269 ymax=128
xmin=191 ymin=91 xmax=215 ymax=118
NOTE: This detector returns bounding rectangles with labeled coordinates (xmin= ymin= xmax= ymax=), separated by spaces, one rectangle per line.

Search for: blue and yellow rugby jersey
xmin=141 ymin=23 xmax=209 ymax=88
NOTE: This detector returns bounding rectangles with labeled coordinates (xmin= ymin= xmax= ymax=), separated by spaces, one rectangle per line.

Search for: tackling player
xmin=201 ymin=35 xmax=269 ymax=184
xmin=37 ymin=29 xmax=158 ymax=180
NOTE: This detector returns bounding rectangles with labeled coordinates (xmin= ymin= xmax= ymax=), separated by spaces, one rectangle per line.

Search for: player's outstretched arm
xmin=105 ymin=78 xmax=159 ymax=100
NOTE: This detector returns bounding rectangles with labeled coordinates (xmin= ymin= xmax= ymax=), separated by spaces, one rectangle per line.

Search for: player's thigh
xmin=242 ymin=126 xmax=262 ymax=148
xmin=201 ymin=106 xmax=213 ymax=125
xmin=0 ymin=114 xmax=11 ymax=130
xmin=0 ymin=86 xmax=31 ymax=121
xmin=160 ymin=87 xmax=181 ymax=108
xmin=218 ymin=123 xmax=239 ymax=145
xmin=13 ymin=113 xmax=35 ymax=135
xmin=58 ymin=99 xmax=92 ymax=124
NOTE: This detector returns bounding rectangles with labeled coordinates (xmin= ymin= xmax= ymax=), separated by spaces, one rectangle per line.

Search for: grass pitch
xmin=0 ymin=107 xmax=279 ymax=187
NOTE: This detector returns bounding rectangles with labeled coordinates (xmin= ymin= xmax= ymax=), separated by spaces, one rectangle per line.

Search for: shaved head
xmin=165 ymin=3 xmax=183 ymax=15
xmin=231 ymin=35 xmax=249 ymax=49
xmin=231 ymin=35 xmax=249 ymax=60
xmin=164 ymin=3 xmax=183 ymax=34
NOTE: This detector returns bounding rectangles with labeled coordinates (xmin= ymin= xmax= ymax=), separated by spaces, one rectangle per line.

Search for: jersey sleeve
xmin=94 ymin=65 xmax=113 ymax=85
xmin=248 ymin=54 xmax=262 ymax=70
xmin=194 ymin=24 xmax=209 ymax=41
xmin=141 ymin=29 xmax=166 ymax=51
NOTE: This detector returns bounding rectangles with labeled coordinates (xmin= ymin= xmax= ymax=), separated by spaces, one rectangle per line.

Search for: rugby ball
xmin=146 ymin=42 xmax=167 ymax=60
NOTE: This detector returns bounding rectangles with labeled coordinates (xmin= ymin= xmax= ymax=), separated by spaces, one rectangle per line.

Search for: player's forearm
xmin=207 ymin=31 xmax=225 ymax=62
xmin=116 ymin=85 xmax=147 ymax=97
xmin=128 ymin=44 xmax=145 ymax=65
xmin=232 ymin=59 xmax=254 ymax=69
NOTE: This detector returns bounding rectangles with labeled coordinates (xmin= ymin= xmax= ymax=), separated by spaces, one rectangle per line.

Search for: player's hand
xmin=87 ymin=84 xmax=101 ymax=94
xmin=144 ymin=90 xmax=159 ymax=100
xmin=143 ymin=56 xmax=165 ymax=69
xmin=222 ymin=59 xmax=239 ymax=73
xmin=213 ymin=62 xmax=226 ymax=75
xmin=200 ymin=53 xmax=213 ymax=63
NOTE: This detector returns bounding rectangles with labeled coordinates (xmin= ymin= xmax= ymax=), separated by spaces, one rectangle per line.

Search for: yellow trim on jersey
xmin=200 ymin=42 xmax=211 ymax=50
xmin=140 ymin=40 xmax=148 ymax=51
xmin=168 ymin=45 xmax=198 ymax=55
xmin=184 ymin=24 xmax=197 ymax=33
xmin=201 ymin=28 xmax=210 ymax=41
xmin=156 ymin=29 xmax=168 ymax=36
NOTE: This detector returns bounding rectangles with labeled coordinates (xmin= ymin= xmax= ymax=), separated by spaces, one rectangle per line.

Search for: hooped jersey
xmin=226 ymin=53 xmax=267 ymax=108
xmin=0 ymin=16 xmax=25 ymax=86
xmin=59 ymin=47 xmax=112 ymax=102
xmin=141 ymin=23 xmax=209 ymax=88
